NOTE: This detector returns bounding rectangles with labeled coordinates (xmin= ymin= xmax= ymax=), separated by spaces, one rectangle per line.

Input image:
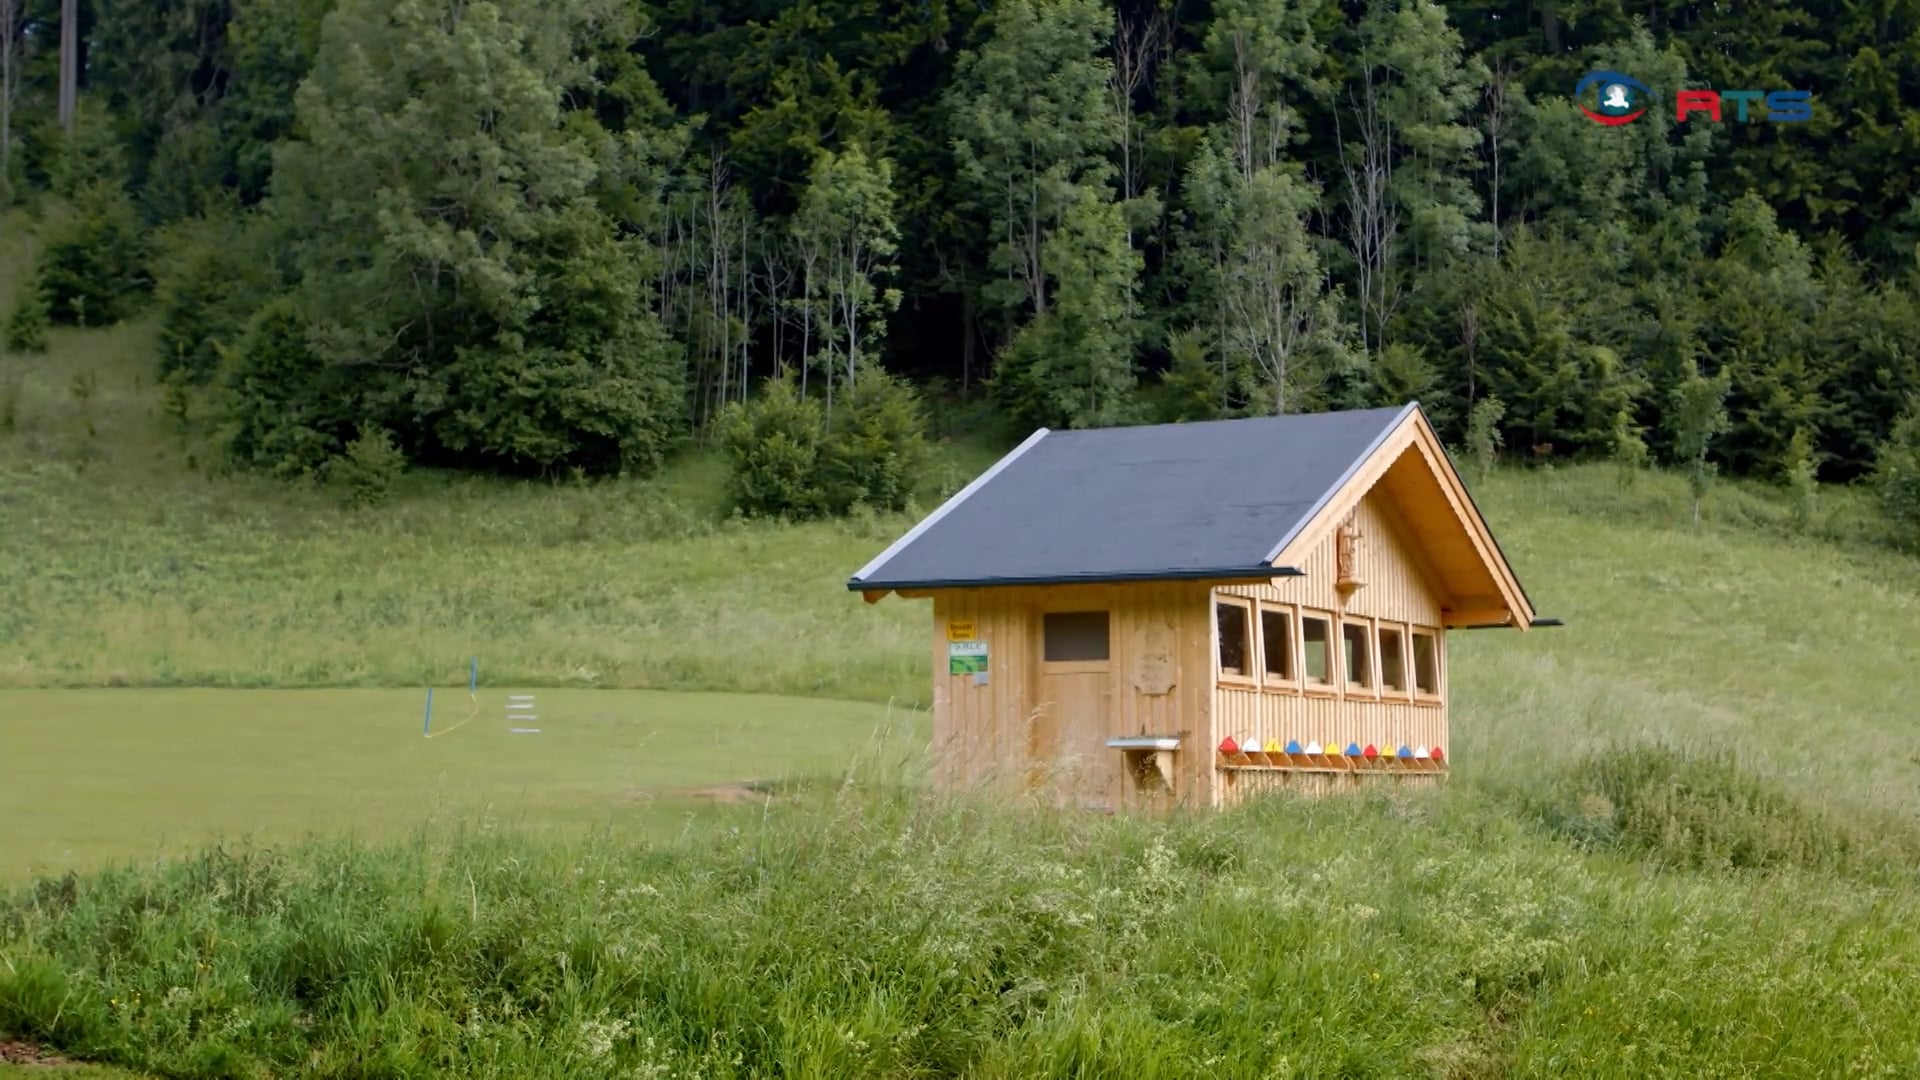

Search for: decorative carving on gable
xmin=1334 ymin=512 xmax=1366 ymax=599
xmin=1133 ymin=620 xmax=1177 ymax=696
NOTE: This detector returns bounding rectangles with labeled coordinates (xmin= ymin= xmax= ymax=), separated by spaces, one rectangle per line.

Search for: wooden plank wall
xmin=928 ymin=581 xmax=1215 ymax=811
xmin=1213 ymin=489 xmax=1450 ymax=808
xmin=917 ymin=487 xmax=1460 ymax=813
xmin=1222 ymin=769 xmax=1443 ymax=802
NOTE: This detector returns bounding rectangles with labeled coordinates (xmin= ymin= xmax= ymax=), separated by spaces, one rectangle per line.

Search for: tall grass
xmin=4 ymin=745 xmax=1919 ymax=1079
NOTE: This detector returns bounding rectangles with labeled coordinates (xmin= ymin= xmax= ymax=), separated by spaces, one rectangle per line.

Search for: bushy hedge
xmin=1876 ymin=401 xmax=1920 ymax=547
xmin=4 ymin=284 xmax=49 ymax=354
xmin=154 ymin=214 xmax=282 ymax=385
xmin=720 ymin=371 xmax=929 ymax=519
xmin=32 ymin=184 xmax=151 ymax=327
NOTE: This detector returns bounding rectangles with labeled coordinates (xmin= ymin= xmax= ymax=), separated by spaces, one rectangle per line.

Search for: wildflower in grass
xmin=575 ymin=1014 xmax=631 ymax=1060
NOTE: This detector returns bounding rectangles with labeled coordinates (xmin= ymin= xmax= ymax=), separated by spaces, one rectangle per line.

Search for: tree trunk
xmin=1460 ymin=300 xmax=1480 ymax=405
xmin=738 ymin=205 xmax=750 ymax=401
xmin=961 ymin=291 xmax=975 ymax=391
xmin=1340 ymin=65 xmax=1399 ymax=357
xmin=1484 ymin=67 xmax=1510 ymax=260
xmin=58 ymin=0 xmax=75 ymax=131
xmin=799 ymin=258 xmax=813 ymax=396
xmin=0 ymin=0 xmax=13 ymax=170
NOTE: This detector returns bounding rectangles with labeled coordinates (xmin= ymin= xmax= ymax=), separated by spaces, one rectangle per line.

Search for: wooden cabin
xmin=848 ymin=403 xmax=1552 ymax=811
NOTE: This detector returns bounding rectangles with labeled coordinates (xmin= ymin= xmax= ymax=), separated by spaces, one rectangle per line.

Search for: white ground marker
xmin=507 ymin=693 xmax=540 ymax=733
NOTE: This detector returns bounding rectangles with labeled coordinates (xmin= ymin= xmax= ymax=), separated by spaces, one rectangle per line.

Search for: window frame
xmin=1040 ymin=609 xmax=1112 ymax=674
xmin=1377 ymin=621 xmax=1411 ymax=700
xmin=1341 ymin=616 xmax=1378 ymax=700
xmin=1255 ymin=601 xmax=1299 ymax=694
xmin=1297 ymin=607 xmax=1338 ymax=696
xmin=1410 ymin=625 xmax=1443 ymax=705
xmin=1213 ymin=597 xmax=1258 ymax=686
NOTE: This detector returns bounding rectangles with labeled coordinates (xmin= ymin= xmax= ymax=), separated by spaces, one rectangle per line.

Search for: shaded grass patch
xmin=1511 ymin=743 xmax=1912 ymax=878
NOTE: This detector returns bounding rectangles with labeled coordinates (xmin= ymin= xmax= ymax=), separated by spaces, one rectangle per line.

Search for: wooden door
xmin=1031 ymin=669 xmax=1110 ymax=808
xmin=1029 ymin=607 xmax=1117 ymax=809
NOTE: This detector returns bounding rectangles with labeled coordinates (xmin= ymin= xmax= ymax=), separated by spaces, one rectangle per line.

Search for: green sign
xmin=948 ymin=640 xmax=988 ymax=675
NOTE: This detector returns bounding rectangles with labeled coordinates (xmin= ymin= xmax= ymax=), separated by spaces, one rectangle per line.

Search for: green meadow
xmin=0 ymin=688 xmax=918 ymax=883
xmin=5 ymin=280 xmax=1920 ymax=1074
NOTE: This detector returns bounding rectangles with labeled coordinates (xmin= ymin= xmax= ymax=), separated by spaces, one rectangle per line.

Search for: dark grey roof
xmin=850 ymin=404 xmax=1416 ymax=591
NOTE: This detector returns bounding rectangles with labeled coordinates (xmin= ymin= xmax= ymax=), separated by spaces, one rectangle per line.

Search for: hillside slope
xmin=5 ymin=310 xmax=1917 ymax=812
xmin=5 ymin=277 xmax=1920 ymax=1079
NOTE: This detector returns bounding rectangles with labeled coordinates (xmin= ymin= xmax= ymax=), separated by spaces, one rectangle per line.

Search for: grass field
xmin=0 ymin=687 xmax=919 ymax=884
xmin=4 ymin=234 xmax=1920 ymax=1075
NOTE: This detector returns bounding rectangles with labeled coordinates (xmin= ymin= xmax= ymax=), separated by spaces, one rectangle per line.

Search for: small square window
xmin=1044 ymin=611 xmax=1109 ymax=662
xmin=1216 ymin=601 xmax=1252 ymax=678
xmin=1412 ymin=630 xmax=1439 ymax=696
xmin=1379 ymin=625 xmax=1407 ymax=694
xmin=1301 ymin=613 xmax=1332 ymax=686
xmin=1342 ymin=621 xmax=1373 ymax=692
xmin=1260 ymin=607 xmax=1294 ymax=682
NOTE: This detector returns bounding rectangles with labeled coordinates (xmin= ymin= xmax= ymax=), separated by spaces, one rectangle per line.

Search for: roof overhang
xmin=848 ymin=426 xmax=1051 ymax=588
xmin=854 ymin=564 xmax=1305 ymax=601
xmin=1266 ymin=403 xmax=1538 ymax=631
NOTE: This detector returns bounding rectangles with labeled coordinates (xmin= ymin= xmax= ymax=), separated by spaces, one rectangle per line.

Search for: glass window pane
xmin=1380 ymin=627 xmax=1406 ymax=692
xmin=1044 ymin=611 xmax=1109 ymax=662
xmin=1412 ymin=631 xmax=1439 ymax=694
xmin=1261 ymin=609 xmax=1293 ymax=680
xmin=1216 ymin=602 xmax=1250 ymax=675
xmin=1342 ymin=622 xmax=1372 ymax=689
xmin=1302 ymin=616 xmax=1331 ymax=683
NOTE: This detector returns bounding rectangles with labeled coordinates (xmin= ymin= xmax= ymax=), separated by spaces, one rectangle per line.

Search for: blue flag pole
xmin=423 ymin=687 xmax=434 ymax=736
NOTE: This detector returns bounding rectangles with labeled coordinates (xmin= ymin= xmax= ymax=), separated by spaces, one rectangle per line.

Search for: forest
xmin=1 ymin=0 xmax=1917 ymax=518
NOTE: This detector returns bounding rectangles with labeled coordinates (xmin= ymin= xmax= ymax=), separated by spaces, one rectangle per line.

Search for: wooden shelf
xmin=1216 ymin=751 xmax=1445 ymax=773
xmin=1110 ymin=736 xmax=1184 ymax=794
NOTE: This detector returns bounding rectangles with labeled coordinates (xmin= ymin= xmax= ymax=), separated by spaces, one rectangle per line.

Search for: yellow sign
xmin=947 ymin=620 xmax=976 ymax=641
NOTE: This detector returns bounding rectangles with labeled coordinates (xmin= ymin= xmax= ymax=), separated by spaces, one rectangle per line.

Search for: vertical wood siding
xmin=919 ymin=475 xmax=1466 ymax=812
xmin=929 ymin=582 xmax=1214 ymax=811
xmin=1212 ymin=488 xmax=1451 ymax=808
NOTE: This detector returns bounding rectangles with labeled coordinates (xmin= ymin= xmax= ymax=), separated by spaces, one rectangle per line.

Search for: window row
xmin=1214 ymin=599 xmax=1440 ymax=702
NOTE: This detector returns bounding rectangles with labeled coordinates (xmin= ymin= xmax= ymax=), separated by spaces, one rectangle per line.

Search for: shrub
xmin=721 ymin=370 xmax=932 ymax=519
xmin=218 ymin=297 xmax=352 ymax=480
xmin=1874 ymin=402 xmax=1920 ymax=548
xmin=1371 ymin=342 xmax=1448 ymax=428
xmin=820 ymin=370 xmax=928 ymax=514
xmin=328 ymin=425 xmax=408 ymax=507
xmin=1611 ymin=406 xmax=1649 ymax=489
xmin=34 ymin=184 xmax=152 ymax=327
xmin=1782 ymin=427 xmax=1819 ymax=532
xmin=4 ymin=284 xmax=49 ymax=353
xmin=719 ymin=373 xmax=830 ymax=519
xmin=1533 ymin=744 xmax=1857 ymax=874
xmin=1148 ymin=325 xmax=1224 ymax=424
xmin=154 ymin=213 xmax=281 ymax=385
xmin=1465 ymin=395 xmax=1505 ymax=482
xmin=0 ymin=365 xmax=20 ymax=435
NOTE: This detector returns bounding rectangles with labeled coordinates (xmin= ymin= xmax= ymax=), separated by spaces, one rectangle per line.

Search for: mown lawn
xmin=0 ymin=687 xmax=919 ymax=884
